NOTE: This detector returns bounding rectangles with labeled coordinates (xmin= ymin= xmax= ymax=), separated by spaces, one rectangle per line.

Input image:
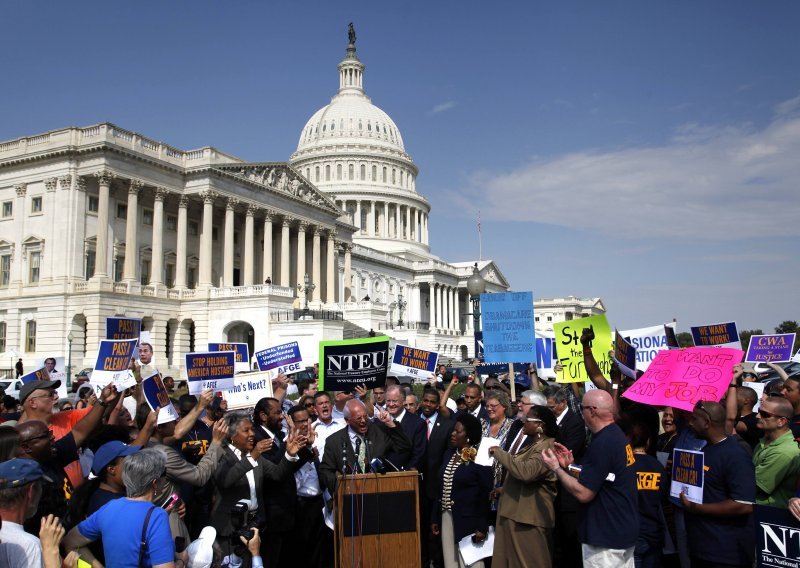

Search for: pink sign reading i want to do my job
xmin=622 ymin=347 xmax=744 ymax=412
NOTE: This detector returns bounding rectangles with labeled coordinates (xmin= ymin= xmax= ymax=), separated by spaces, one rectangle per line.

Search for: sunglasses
xmin=695 ymin=401 xmax=712 ymax=419
xmin=758 ymin=409 xmax=789 ymax=420
xmin=22 ymin=432 xmax=53 ymax=445
xmin=304 ymin=403 xmax=315 ymax=408
xmin=525 ymin=418 xmax=543 ymax=423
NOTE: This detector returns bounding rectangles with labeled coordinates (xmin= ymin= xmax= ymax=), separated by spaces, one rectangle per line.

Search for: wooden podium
xmin=334 ymin=471 xmax=421 ymax=568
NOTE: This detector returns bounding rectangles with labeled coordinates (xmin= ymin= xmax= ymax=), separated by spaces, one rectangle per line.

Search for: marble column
xmin=312 ymin=226 xmax=321 ymax=301
xmin=424 ymin=214 xmax=429 ymax=245
xmin=175 ymin=196 xmax=188 ymax=288
xmin=394 ymin=206 xmax=400 ymax=238
xmin=262 ymin=210 xmax=274 ymax=284
xmin=123 ymin=180 xmax=141 ymax=282
xmin=343 ymin=243 xmax=352 ymax=302
xmin=223 ymin=198 xmax=237 ymax=287
xmin=411 ymin=284 xmax=421 ymax=323
xmin=449 ymin=287 xmax=456 ymax=330
xmin=367 ymin=201 xmax=375 ymax=236
xmin=280 ymin=217 xmax=291 ymax=287
xmin=326 ymin=230 xmax=336 ymax=302
xmin=93 ymin=171 xmax=113 ymax=278
xmin=244 ymin=205 xmax=255 ymax=286
xmin=437 ymin=284 xmax=444 ymax=330
xmin=405 ymin=206 xmax=411 ymax=240
xmin=417 ymin=210 xmax=423 ymax=242
xmin=355 ymin=201 xmax=362 ymax=232
xmin=454 ymin=288 xmax=461 ymax=332
xmin=428 ymin=284 xmax=436 ymax=328
xmin=296 ymin=221 xmax=308 ymax=287
xmin=11 ymin=184 xmax=26 ymax=283
xmin=150 ymin=187 xmax=167 ymax=285
xmin=199 ymin=191 xmax=216 ymax=287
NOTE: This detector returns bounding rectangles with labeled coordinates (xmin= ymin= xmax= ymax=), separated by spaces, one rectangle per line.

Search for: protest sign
xmin=665 ymin=325 xmax=680 ymax=349
xmin=319 ymin=336 xmax=389 ymax=391
xmin=185 ymin=351 xmax=236 ymax=394
xmin=390 ymin=345 xmax=438 ymax=379
xmin=619 ymin=324 xmax=677 ymax=370
xmin=107 ymin=317 xmax=142 ymax=358
xmin=670 ymin=449 xmax=704 ymax=504
xmin=553 ymin=315 xmax=613 ymax=383
xmin=479 ymin=292 xmax=536 ymax=364
xmin=254 ymin=341 xmax=305 ymax=375
xmin=690 ymin=321 xmax=741 ymax=349
xmin=142 ymin=372 xmax=179 ymax=424
xmin=755 ymin=504 xmax=800 ymax=568
xmin=20 ymin=368 xmax=51 ymax=383
xmin=222 ymin=371 xmax=274 ymax=410
xmin=473 ymin=331 xmax=533 ymax=376
xmin=622 ymin=347 xmax=744 ymax=411
xmin=614 ymin=330 xmax=637 ymax=379
xmin=208 ymin=342 xmax=250 ymax=372
xmin=745 ymin=334 xmax=796 ymax=364
xmin=91 ymin=339 xmax=139 ymax=391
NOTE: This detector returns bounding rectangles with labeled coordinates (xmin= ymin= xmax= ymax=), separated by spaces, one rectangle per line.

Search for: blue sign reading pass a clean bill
xmin=479 ymin=291 xmax=536 ymax=364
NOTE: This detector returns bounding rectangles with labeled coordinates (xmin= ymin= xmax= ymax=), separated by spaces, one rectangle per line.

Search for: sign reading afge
xmin=479 ymin=291 xmax=536 ymax=364
xmin=254 ymin=342 xmax=304 ymax=375
xmin=756 ymin=505 xmax=800 ymax=568
xmin=185 ymin=351 xmax=236 ymax=394
xmin=390 ymin=346 xmax=438 ymax=378
xmin=553 ymin=315 xmax=613 ymax=384
xmin=622 ymin=347 xmax=744 ymax=412
xmin=319 ymin=336 xmax=389 ymax=391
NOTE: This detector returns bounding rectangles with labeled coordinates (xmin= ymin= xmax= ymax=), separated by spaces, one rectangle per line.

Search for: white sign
xmin=619 ymin=323 xmax=676 ymax=371
xmin=221 ymin=371 xmax=274 ymax=410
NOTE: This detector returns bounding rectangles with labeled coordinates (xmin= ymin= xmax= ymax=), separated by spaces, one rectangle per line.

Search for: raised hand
xmin=252 ymin=439 xmax=271 ymax=460
xmin=580 ymin=326 xmax=595 ymax=348
xmin=211 ymin=419 xmax=229 ymax=444
xmin=198 ymin=389 xmax=214 ymax=409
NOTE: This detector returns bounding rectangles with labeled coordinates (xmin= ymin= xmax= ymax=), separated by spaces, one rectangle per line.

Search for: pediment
xmin=214 ymin=162 xmax=341 ymax=215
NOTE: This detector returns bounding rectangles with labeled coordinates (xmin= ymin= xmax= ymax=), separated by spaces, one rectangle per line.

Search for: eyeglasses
xmin=695 ymin=401 xmax=712 ymax=419
xmin=22 ymin=432 xmax=53 ymax=445
xmin=304 ymin=403 xmax=315 ymax=408
xmin=28 ymin=391 xmax=58 ymax=401
xmin=758 ymin=409 xmax=789 ymax=420
xmin=525 ymin=418 xmax=543 ymax=423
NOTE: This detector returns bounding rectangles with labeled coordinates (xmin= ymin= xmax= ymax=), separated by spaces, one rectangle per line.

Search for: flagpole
xmin=478 ymin=210 xmax=482 ymax=261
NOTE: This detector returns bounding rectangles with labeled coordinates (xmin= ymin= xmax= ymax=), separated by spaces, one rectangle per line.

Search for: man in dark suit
xmin=319 ymin=399 xmax=411 ymax=496
xmin=546 ymin=385 xmax=587 ymax=567
xmin=383 ymin=385 xmax=427 ymax=470
xmin=419 ymin=387 xmax=454 ymax=568
xmin=461 ymin=383 xmax=489 ymax=422
xmin=502 ymin=389 xmax=549 ymax=454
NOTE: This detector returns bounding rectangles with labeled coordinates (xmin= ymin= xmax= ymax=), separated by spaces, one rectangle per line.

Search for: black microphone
xmin=364 ymin=438 xmax=372 ymax=473
xmin=341 ymin=440 xmax=348 ymax=475
xmin=355 ymin=437 xmax=362 ymax=473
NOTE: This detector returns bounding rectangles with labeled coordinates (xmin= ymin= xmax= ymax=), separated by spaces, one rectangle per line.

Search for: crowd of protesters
xmin=0 ymin=330 xmax=798 ymax=568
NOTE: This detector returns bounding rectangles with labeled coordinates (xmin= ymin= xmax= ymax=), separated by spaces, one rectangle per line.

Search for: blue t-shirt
xmin=577 ymin=423 xmax=639 ymax=549
xmin=685 ymin=436 xmax=755 ymax=565
xmin=79 ymin=498 xmax=174 ymax=568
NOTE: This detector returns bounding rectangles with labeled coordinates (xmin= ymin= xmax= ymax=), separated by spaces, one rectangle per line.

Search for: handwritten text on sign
xmin=553 ymin=314 xmax=613 ymax=383
xmin=390 ymin=346 xmax=438 ymax=378
xmin=222 ymin=371 xmax=274 ymax=410
xmin=185 ymin=351 xmax=236 ymax=394
xmin=479 ymin=291 xmax=536 ymax=364
xmin=622 ymin=347 xmax=744 ymax=411
xmin=745 ymin=334 xmax=796 ymax=364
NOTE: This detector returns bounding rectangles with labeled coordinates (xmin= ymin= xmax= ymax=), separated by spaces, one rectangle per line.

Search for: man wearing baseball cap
xmin=87 ymin=441 xmax=142 ymax=513
xmin=0 ymin=458 xmax=52 ymax=566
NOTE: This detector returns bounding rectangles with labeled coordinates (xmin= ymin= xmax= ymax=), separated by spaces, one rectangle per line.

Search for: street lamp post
xmin=66 ymin=332 xmax=74 ymax=389
xmin=396 ymin=292 xmax=407 ymax=328
xmin=466 ymin=263 xmax=487 ymax=333
xmin=297 ymin=273 xmax=316 ymax=315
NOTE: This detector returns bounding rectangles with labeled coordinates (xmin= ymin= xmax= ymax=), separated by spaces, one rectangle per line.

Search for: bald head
xmin=583 ymin=389 xmax=614 ymax=415
xmin=763 ymin=397 xmax=794 ymax=419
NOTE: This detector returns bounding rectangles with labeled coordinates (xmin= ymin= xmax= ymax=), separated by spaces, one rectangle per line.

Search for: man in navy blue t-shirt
xmin=681 ymin=400 xmax=755 ymax=568
xmin=544 ymin=389 xmax=639 ymax=568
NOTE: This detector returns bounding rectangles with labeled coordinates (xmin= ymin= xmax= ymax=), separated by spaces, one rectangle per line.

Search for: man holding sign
xmin=681 ymin=401 xmax=755 ymax=567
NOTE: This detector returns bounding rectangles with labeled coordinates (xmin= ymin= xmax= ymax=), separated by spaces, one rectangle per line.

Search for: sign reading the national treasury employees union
xmin=479 ymin=292 xmax=536 ymax=364
xmin=756 ymin=504 xmax=800 ymax=568
xmin=254 ymin=342 xmax=305 ymax=375
xmin=319 ymin=336 xmax=389 ymax=392
xmin=185 ymin=351 xmax=236 ymax=394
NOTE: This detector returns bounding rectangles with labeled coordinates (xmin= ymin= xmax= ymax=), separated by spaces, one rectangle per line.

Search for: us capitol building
xmin=0 ymin=32 xmax=520 ymax=374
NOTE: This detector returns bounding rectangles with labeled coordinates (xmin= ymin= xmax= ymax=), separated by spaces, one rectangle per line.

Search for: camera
xmin=230 ymin=499 xmax=257 ymax=543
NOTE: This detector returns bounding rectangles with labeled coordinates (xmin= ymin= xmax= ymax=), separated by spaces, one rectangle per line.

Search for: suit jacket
xmin=433 ymin=448 xmax=493 ymax=542
xmin=557 ymin=409 xmax=587 ymax=462
xmin=458 ymin=403 xmax=489 ymax=423
xmin=211 ymin=445 xmax=296 ymax=538
xmin=319 ymin=422 xmax=411 ymax=495
xmin=421 ymin=412 xmax=454 ymax=499
xmin=386 ymin=411 xmax=427 ymax=471
xmin=492 ymin=437 xmax=557 ymax=527
xmin=502 ymin=419 xmax=536 ymax=454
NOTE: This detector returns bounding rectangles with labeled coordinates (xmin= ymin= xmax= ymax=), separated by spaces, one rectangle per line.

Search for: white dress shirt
xmin=311 ymin=417 xmax=346 ymax=460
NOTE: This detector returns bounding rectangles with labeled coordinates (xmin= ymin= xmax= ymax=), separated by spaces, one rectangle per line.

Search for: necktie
xmin=355 ymin=436 xmax=366 ymax=473
xmin=509 ymin=431 xmax=526 ymax=455
xmin=426 ymin=418 xmax=432 ymax=440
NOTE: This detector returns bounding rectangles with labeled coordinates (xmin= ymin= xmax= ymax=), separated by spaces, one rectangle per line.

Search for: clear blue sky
xmin=3 ymin=1 xmax=799 ymax=332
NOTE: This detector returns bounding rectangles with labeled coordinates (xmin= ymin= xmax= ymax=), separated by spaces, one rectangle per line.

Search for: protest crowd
xmin=0 ymin=320 xmax=799 ymax=568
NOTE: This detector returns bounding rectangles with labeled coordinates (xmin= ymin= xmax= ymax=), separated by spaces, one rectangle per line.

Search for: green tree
xmin=774 ymin=320 xmax=800 ymax=349
xmin=739 ymin=329 xmax=764 ymax=350
xmin=677 ymin=332 xmax=694 ymax=348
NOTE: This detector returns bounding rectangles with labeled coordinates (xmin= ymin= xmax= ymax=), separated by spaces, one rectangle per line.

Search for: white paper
xmin=743 ymin=381 xmax=765 ymax=412
xmin=458 ymin=526 xmax=495 ymax=566
xmin=475 ymin=437 xmax=500 ymax=467
xmin=222 ymin=371 xmax=274 ymax=410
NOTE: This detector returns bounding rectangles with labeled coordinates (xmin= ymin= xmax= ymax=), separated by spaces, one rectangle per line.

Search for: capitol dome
xmin=290 ymin=34 xmax=431 ymax=259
